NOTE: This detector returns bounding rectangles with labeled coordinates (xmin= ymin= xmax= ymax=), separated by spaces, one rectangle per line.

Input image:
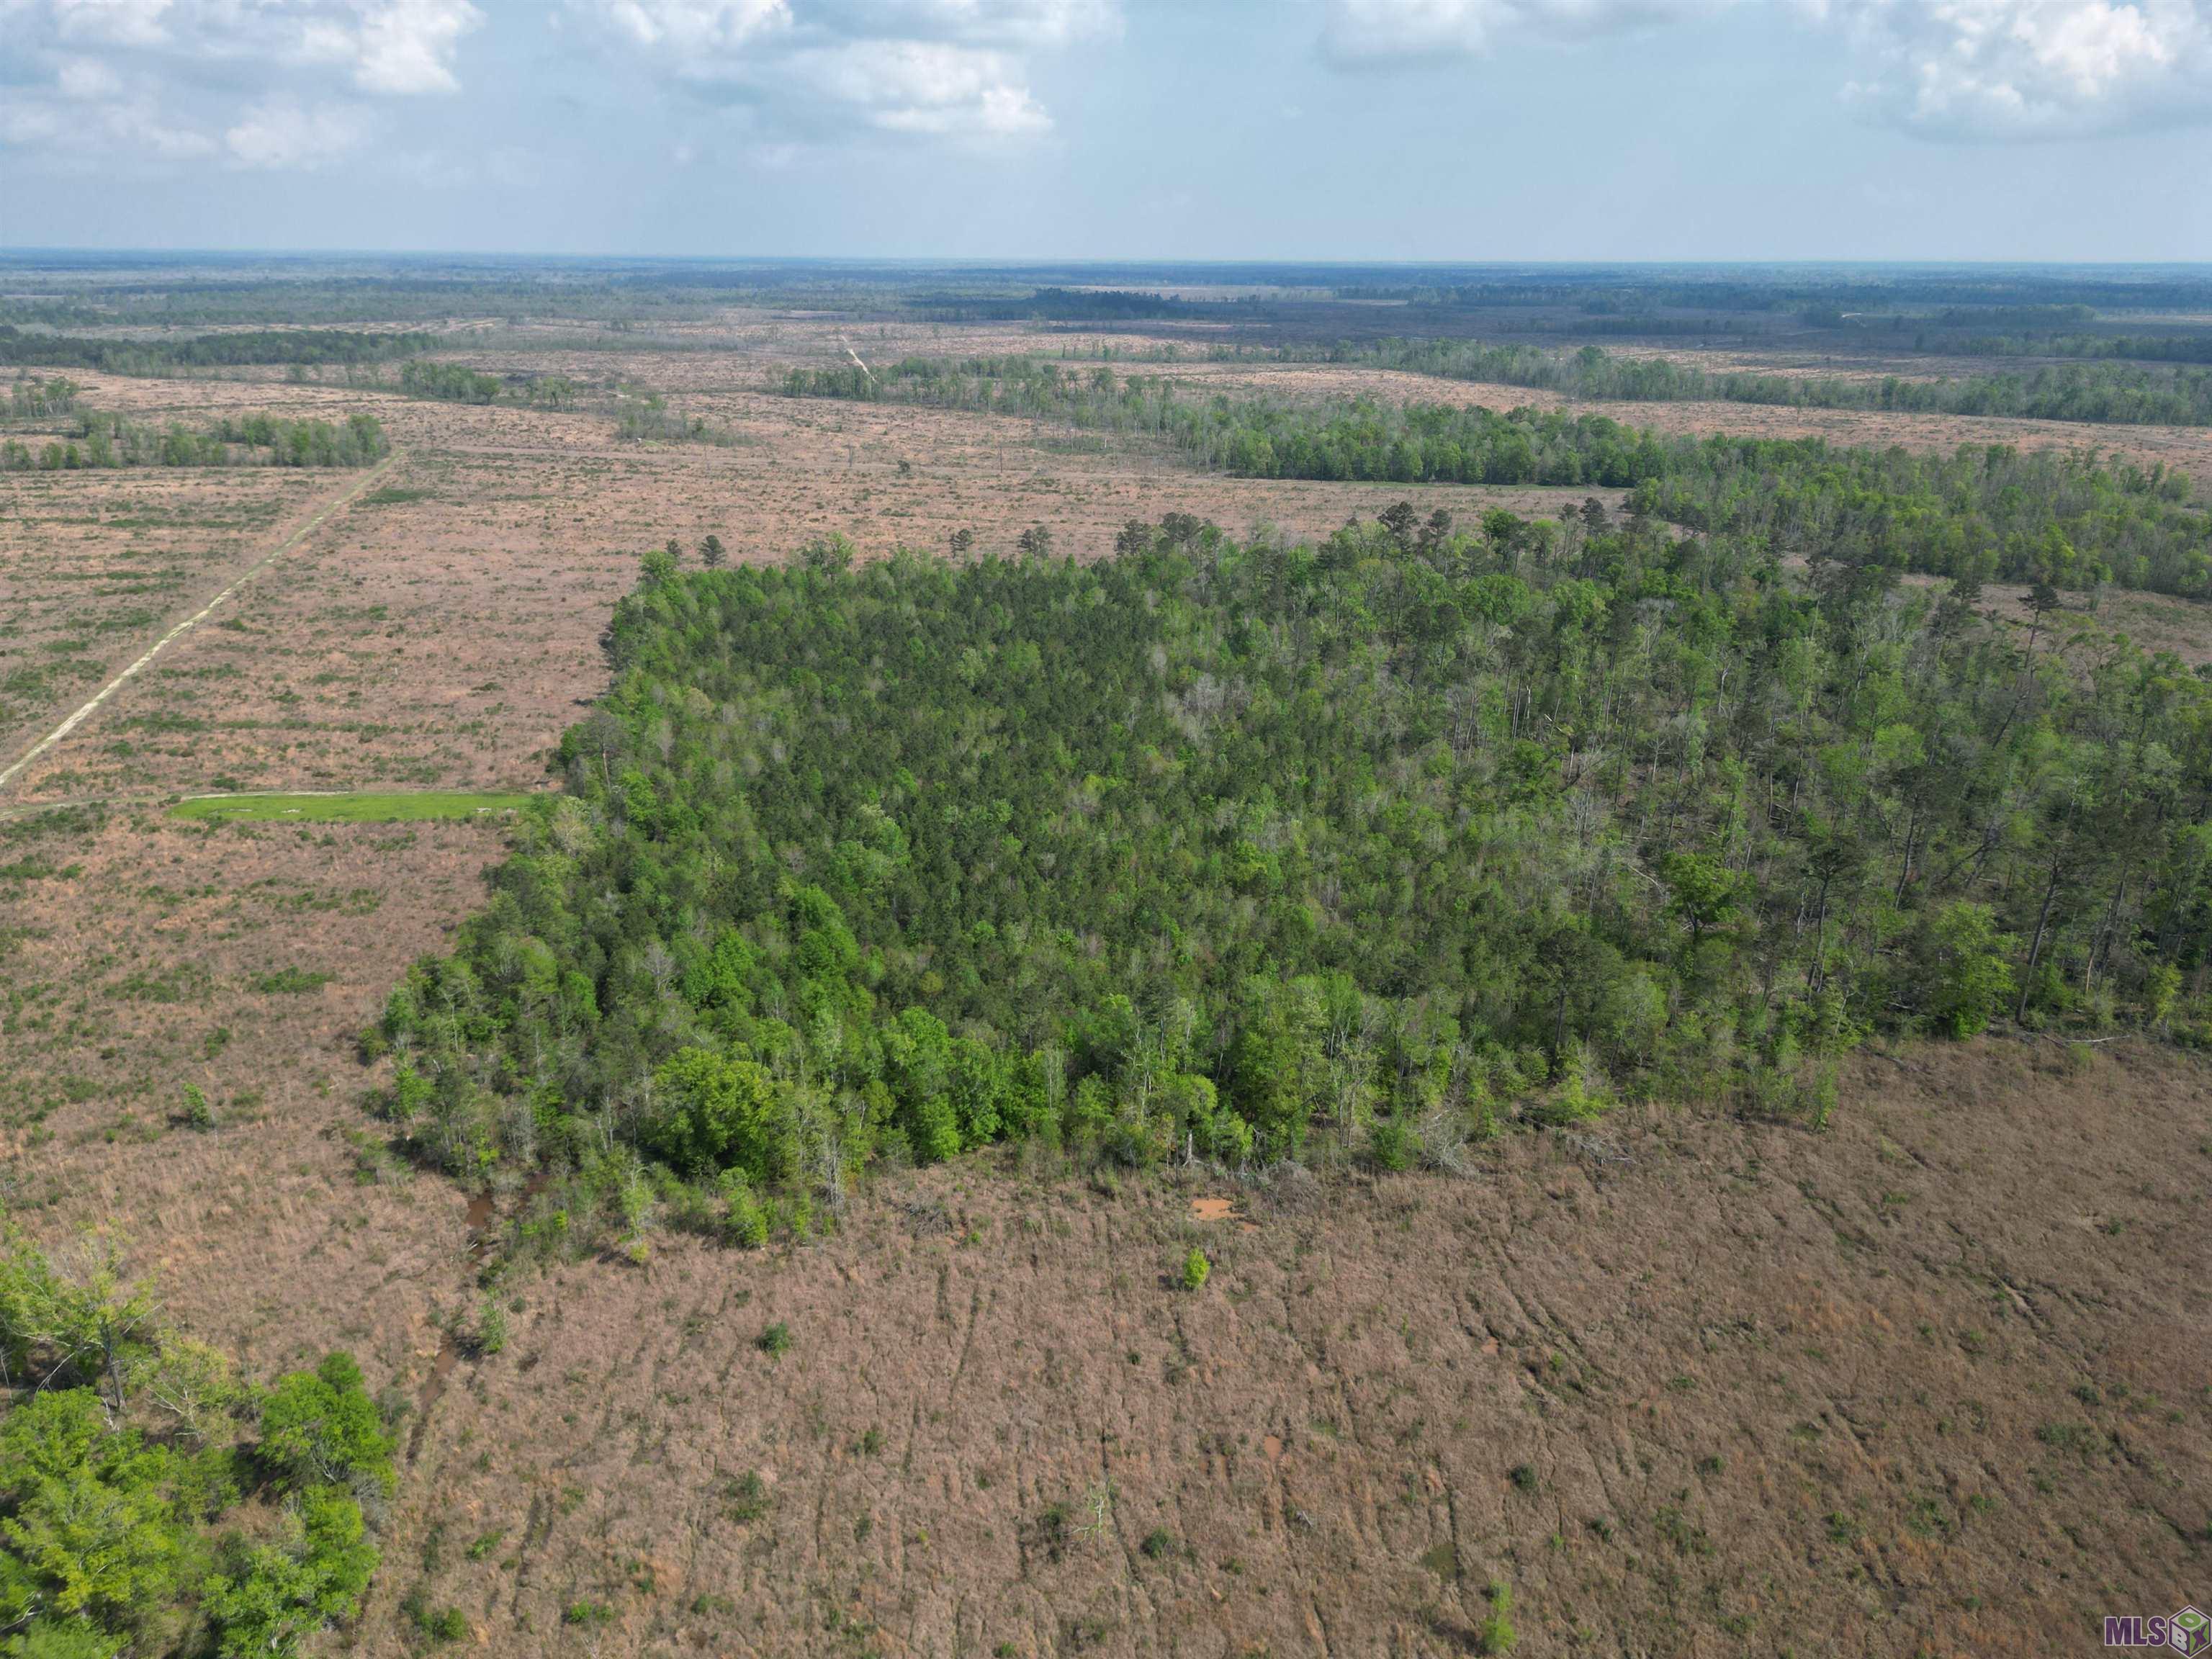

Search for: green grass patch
xmin=249 ymin=968 xmax=334 ymax=996
xmin=170 ymin=791 xmax=534 ymax=824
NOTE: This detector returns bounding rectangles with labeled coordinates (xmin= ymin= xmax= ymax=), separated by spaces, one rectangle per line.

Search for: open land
xmin=2 ymin=279 xmax=2209 ymax=1658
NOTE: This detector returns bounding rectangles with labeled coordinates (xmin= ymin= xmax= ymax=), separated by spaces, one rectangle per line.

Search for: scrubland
xmin=3 ymin=283 xmax=2208 ymax=1658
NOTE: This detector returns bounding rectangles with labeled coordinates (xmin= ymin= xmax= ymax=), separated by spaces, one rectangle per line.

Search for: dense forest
xmin=9 ymin=256 xmax=2211 ymax=341
xmin=0 ymin=1223 xmax=391 ymax=1658
xmin=366 ymin=508 xmax=2210 ymax=1256
xmin=0 ymin=327 xmax=435 ymax=376
xmin=1317 ymin=338 xmax=2212 ymax=426
xmin=1385 ymin=274 xmax=2212 ymax=316
xmin=0 ymin=402 xmax=388 ymax=471
xmin=1941 ymin=333 xmax=2212 ymax=366
xmin=0 ymin=271 xmax=687 ymax=330
xmin=783 ymin=357 xmax=2212 ymax=598
xmin=912 ymin=287 xmax=1264 ymax=323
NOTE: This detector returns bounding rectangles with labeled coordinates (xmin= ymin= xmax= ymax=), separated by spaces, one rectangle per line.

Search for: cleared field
xmin=170 ymin=789 xmax=536 ymax=823
xmin=0 ymin=361 xmax=1618 ymax=819
xmin=0 ymin=467 xmax=331 ymax=759
xmin=3 ymin=295 xmax=2209 ymax=1659
xmin=379 ymin=1040 xmax=2211 ymax=1659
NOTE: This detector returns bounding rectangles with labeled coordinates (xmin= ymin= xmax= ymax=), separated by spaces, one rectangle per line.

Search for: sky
xmin=2 ymin=0 xmax=2210 ymax=261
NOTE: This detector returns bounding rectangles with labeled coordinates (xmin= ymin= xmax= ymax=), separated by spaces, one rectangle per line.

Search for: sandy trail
xmin=0 ymin=453 xmax=399 ymax=795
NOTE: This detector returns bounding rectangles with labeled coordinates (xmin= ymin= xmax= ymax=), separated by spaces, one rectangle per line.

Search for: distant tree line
xmin=912 ymin=287 xmax=1259 ymax=323
xmin=397 ymin=360 xmax=504 ymax=404
xmin=395 ymin=358 xmax=583 ymax=411
xmin=1369 ymin=275 xmax=2212 ymax=316
xmin=1 ymin=410 xmax=388 ymax=471
xmin=781 ymin=356 xmax=2212 ymax=598
xmin=6 ymin=375 xmax=80 ymax=418
xmin=1314 ymin=337 xmax=2212 ymax=426
xmin=613 ymin=391 xmax=747 ymax=446
xmin=395 ymin=359 xmax=742 ymax=444
xmin=1563 ymin=316 xmax=1762 ymax=338
xmin=6 ymin=261 xmax=2206 ymax=343
xmin=1733 ymin=305 xmax=2212 ymax=365
xmin=364 ymin=508 xmax=2210 ymax=1259
xmin=0 ymin=276 xmax=682 ymax=330
xmin=0 ymin=325 xmax=436 ymax=375
xmin=1930 ymin=305 xmax=2099 ymax=331
xmin=1940 ymin=333 xmax=2212 ymax=366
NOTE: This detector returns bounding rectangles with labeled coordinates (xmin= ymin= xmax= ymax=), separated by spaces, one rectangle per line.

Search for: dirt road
xmin=0 ymin=452 xmax=400 ymax=794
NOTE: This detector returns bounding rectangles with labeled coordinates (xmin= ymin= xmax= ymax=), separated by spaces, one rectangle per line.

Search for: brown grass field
xmin=3 ymin=308 xmax=2210 ymax=1657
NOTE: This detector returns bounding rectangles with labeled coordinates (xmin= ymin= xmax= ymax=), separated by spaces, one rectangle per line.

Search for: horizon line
xmin=5 ymin=248 xmax=2212 ymax=273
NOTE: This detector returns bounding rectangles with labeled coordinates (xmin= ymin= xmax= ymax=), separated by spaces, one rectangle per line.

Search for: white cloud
xmin=351 ymin=0 xmax=482 ymax=94
xmin=804 ymin=0 xmax=1118 ymax=48
xmin=1818 ymin=0 xmax=2212 ymax=139
xmin=775 ymin=38 xmax=1051 ymax=134
xmin=0 ymin=0 xmax=481 ymax=171
xmin=17 ymin=0 xmax=485 ymax=94
xmin=1321 ymin=0 xmax=1729 ymax=64
xmin=601 ymin=0 xmax=791 ymax=53
xmin=53 ymin=53 xmax=125 ymax=99
xmin=573 ymin=0 xmax=1109 ymax=148
xmin=224 ymin=95 xmax=372 ymax=167
xmin=42 ymin=0 xmax=179 ymax=51
xmin=1318 ymin=0 xmax=2212 ymax=140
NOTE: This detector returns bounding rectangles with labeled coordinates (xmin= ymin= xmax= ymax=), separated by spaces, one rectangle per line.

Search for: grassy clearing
xmin=169 ymin=790 xmax=534 ymax=824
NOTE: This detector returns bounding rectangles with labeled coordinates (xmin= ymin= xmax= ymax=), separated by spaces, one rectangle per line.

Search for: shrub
xmin=1527 ymin=1043 xmax=1613 ymax=1126
xmin=1918 ymin=902 xmax=2017 ymax=1038
xmin=204 ymin=1489 xmax=378 ymax=1658
xmin=402 ymin=1590 xmax=469 ymax=1643
xmin=181 ymin=1082 xmax=215 ymax=1131
xmin=5 ymin=1623 xmax=127 ymax=1658
xmin=1181 ymin=1248 xmax=1210 ymax=1292
xmin=256 ymin=1352 xmax=395 ymax=1497
xmin=1367 ymin=1117 xmax=1415 ymax=1171
xmin=718 ymin=1169 xmax=770 ymax=1247
xmin=724 ymin=1470 xmax=769 ymax=1523
xmin=249 ymin=968 xmax=333 ymax=997
xmin=1478 ymin=1581 xmax=1517 ymax=1655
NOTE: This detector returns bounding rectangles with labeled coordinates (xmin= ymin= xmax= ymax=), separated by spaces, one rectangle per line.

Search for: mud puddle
xmin=1190 ymin=1194 xmax=1258 ymax=1230
xmin=408 ymin=1182 xmax=533 ymax=1462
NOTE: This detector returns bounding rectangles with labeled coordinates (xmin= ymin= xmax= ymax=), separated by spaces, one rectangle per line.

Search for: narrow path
xmin=0 ymin=454 xmax=400 ymax=796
